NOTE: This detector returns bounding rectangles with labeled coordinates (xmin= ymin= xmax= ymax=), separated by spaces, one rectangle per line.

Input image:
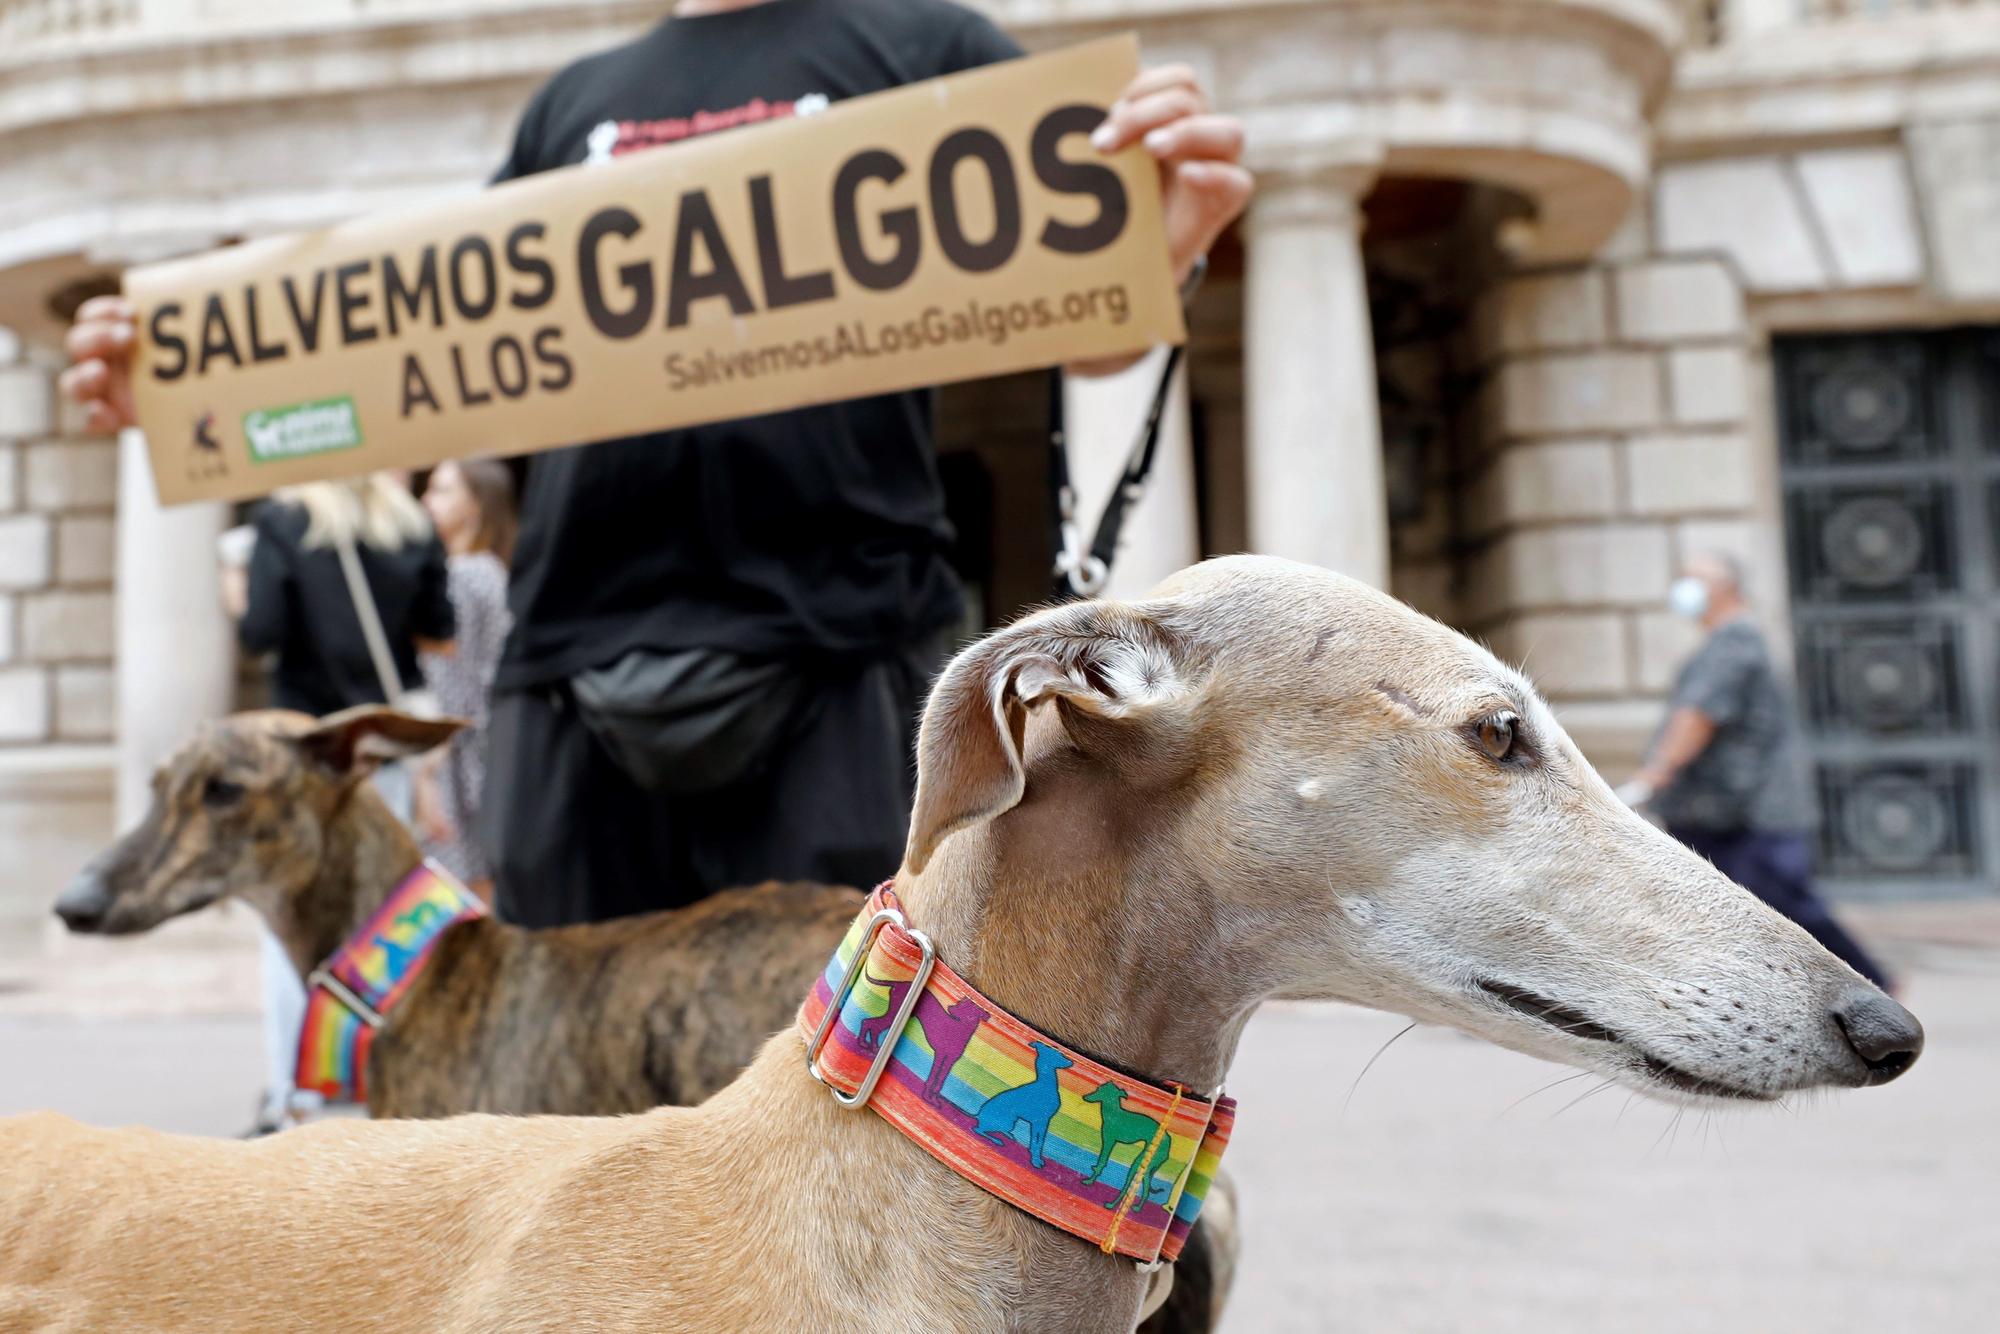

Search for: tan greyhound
xmin=0 ymin=557 xmax=1922 ymax=1333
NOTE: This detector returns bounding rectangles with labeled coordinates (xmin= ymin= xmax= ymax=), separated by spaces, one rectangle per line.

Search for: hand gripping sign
xmin=126 ymin=35 xmax=1185 ymax=506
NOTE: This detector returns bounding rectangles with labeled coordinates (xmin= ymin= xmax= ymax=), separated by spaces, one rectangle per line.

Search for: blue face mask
xmin=1668 ymin=576 xmax=1710 ymax=619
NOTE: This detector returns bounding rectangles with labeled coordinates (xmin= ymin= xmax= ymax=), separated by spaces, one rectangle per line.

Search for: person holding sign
xmin=62 ymin=0 xmax=1251 ymax=929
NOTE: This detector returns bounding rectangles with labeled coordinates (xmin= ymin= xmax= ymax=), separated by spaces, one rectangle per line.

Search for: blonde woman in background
xmin=221 ymin=474 xmax=455 ymax=1135
xmin=226 ymin=474 xmax=456 ymax=714
xmin=416 ymin=460 xmax=517 ymax=902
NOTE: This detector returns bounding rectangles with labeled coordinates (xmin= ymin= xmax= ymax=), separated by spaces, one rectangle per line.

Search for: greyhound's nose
xmin=54 ymin=874 xmax=112 ymax=933
xmin=1831 ymin=987 xmax=1924 ymax=1085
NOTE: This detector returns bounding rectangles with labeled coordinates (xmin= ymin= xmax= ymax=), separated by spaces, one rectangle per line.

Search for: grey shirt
xmin=1654 ymin=619 xmax=1817 ymax=834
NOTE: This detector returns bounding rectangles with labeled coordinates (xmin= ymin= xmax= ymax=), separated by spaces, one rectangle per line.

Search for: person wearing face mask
xmin=1620 ymin=554 xmax=1895 ymax=991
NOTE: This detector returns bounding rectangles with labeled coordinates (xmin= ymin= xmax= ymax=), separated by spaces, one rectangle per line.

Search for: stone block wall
xmin=1458 ymin=219 xmax=1761 ymax=769
xmin=1652 ymin=148 xmax=1928 ymax=296
xmin=0 ymin=329 xmax=116 ymax=747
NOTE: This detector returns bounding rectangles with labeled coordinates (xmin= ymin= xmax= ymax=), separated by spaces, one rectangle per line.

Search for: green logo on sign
xmin=244 ymin=396 xmax=364 ymax=464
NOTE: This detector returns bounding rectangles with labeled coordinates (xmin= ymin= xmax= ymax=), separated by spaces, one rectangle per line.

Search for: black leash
xmin=1046 ymin=258 xmax=1205 ymax=602
xmin=1046 ymin=349 xmax=1186 ymax=601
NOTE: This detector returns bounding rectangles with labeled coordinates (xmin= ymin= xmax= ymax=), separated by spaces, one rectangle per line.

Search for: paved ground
xmin=1219 ymin=966 xmax=1998 ymax=1334
xmin=2 ymin=914 xmax=1994 ymax=1332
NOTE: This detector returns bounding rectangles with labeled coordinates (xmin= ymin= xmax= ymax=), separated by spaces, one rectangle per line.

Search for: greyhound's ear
xmin=294 ymin=706 xmax=467 ymax=778
xmin=904 ymin=600 xmax=1188 ymax=873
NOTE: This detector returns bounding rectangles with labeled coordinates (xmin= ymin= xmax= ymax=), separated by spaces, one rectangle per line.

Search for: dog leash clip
xmin=1052 ymin=483 xmax=1111 ymax=599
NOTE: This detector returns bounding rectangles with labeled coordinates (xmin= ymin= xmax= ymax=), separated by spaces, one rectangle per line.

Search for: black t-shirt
xmin=492 ymin=0 xmax=1022 ymax=689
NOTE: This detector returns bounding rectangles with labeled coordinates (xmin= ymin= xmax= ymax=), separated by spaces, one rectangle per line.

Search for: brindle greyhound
xmin=51 ymin=707 xmax=865 ymax=1119
xmin=4 ymin=558 xmax=1921 ymax=1332
xmin=45 ymin=705 xmax=1236 ymax=1333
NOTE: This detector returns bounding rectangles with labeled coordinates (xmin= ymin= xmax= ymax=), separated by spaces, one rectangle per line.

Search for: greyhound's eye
xmin=1473 ymin=713 xmax=1520 ymax=763
xmin=202 ymin=777 xmax=246 ymax=808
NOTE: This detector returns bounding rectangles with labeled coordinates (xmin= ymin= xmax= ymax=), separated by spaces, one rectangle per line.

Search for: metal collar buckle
xmin=803 ymin=906 xmax=938 ymax=1110
xmin=305 ymin=967 xmax=385 ymax=1031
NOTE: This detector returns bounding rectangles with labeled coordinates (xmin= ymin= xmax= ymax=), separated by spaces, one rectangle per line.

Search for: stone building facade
xmin=1 ymin=0 xmax=1996 ymax=948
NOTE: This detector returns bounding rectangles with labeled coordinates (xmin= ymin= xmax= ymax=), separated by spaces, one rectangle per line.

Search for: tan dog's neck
xmin=899 ymin=753 xmax=1252 ymax=1096
xmin=254 ymin=782 xmax=424 ymax=978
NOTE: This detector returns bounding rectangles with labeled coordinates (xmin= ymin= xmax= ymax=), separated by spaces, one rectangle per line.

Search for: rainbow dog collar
xmin=798 ymin=884 xmax=1235 ymax=1267
xmin=295 ymin=861 xmax=486 ymax=1103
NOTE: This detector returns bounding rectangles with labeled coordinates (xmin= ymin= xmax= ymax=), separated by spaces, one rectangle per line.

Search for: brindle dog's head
xmin=54 ymin=707 xmax=461 ymax=935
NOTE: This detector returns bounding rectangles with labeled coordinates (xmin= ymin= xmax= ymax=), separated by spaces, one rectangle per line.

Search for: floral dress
xmin=419 ymin=552 xmax=510 ymax=885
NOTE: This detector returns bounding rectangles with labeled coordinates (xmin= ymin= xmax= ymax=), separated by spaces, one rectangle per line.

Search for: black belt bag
xmin=568 ymin=648 xmax=818 ymax=794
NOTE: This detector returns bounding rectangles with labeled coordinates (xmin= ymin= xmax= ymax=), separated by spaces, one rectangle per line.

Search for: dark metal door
xmin=1776 ymin=330 xmax=2000 ymax=898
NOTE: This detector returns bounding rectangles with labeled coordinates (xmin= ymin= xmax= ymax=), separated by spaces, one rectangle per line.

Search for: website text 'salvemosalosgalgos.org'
xmin=664 ymin=284 xmax=1132 ymax=390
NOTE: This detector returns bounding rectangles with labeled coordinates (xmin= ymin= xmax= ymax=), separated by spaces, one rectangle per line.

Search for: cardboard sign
xmin=125 ymin=35 xmax=1184 ymax=506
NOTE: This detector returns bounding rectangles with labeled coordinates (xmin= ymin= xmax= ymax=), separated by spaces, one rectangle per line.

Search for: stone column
xmin=1242 ymin=151 xmax=1389 ymax=587
xmin=114 ymin=428 xmax=235 ymax=827
xmin=1060 ymin=346 xmax=1199 ymax=599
